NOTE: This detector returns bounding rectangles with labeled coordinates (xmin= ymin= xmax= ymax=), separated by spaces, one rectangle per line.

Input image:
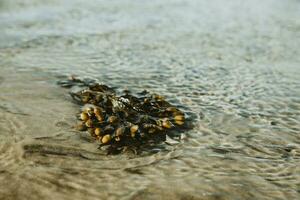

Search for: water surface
xmin=0 ymin=0 xmax=300 ymax=199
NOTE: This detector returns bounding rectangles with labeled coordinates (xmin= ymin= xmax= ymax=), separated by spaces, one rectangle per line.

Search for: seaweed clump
xmin=58 ymin=76 xmax=188 ymax=154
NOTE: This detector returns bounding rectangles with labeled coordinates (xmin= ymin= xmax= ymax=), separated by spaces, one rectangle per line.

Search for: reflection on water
xmin=0 ymin=0 xmax=300 ymax=199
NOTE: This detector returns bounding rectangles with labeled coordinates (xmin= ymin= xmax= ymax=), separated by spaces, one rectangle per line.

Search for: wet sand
xmin=0 ymin=0 xmax=300 ymax=199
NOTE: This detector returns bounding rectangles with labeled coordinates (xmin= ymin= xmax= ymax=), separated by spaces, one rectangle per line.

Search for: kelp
xmin=58 ymin=76 xmax=190 ymax=154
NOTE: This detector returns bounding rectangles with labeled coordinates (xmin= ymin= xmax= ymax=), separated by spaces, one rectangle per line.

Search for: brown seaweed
xmin=58 ymin=76 xmax=189 ymax=154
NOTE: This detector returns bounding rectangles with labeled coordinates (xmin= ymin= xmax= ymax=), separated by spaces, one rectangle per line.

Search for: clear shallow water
xmin=0 ymin=0 xmax=300 ymax=199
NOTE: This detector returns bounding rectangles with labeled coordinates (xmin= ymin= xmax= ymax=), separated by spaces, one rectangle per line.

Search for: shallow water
xmin=0 ymin=0 xmax=300 ymax=199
